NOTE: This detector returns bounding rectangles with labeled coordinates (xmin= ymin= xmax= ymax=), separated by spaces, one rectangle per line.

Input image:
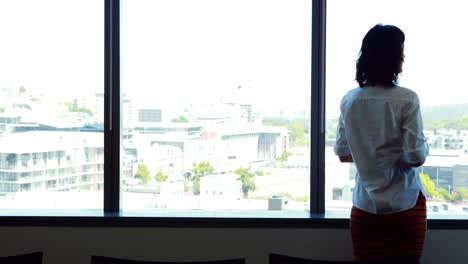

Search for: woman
xmin=334 ymin=24 xmax=428 ymax=262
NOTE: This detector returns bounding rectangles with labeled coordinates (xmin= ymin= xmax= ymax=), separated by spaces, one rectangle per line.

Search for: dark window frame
xmin=102 ymin=0 xmax=325 ymax=215
xmin=1 ymin=0 xmax=468 ymax=230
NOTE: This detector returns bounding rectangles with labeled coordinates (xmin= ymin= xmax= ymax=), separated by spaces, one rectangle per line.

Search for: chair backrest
xmin=358 ymin=256 xmax=419 ymax=264
xmin=0 ymin=252 xmax=43 ymax=264
xmin=91 ymin=256 xmax=245 ymax=264
xmin=269 ymin=253 xmax=352 ymax=264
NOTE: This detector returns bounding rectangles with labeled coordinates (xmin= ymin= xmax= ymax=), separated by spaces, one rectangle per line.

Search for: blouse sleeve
xmin=334 ymin=100 xmax=351 ymax=157
xmin=400 ymin=93 xmax=429 ymax=165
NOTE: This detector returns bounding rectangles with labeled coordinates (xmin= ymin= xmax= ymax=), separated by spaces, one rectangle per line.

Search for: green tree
xmin=255 ymin=171 xmax=264 ymax=176
xmin=172 ymin=115 xmax=189 ymax=123
xmin=191 ymin=161 xmax=215 ymax=195
xmin=420 ymin=173 xmax=441 ymax=199
xmin=262 ymin=117 xmax=288 ymax=127
xmin=451 ymin=191 xmax=464 ymax=203
xmin=455 ymin=187 xmax=468 ymax=201
xmin=262 ymin=117 xmax=309 ymax=147
xmin=184 ymin=182 xmax=190 ymax=192
xmin=192 ymin=161 xmax=214 ymax=177
xmin=234 ymin=167 xmax=256 ymax=198
xmin=13 ymin=103 xmax=32 ymax=111
xmin=193 ymin=179 xmax=201 ymax=196
xmin=438 ymin=188 xmax=451 ymax=201
xmin=155 ymin=169 xmax=168 ymax=183
xmin=135 ymin=164 xmax=151 ymax=185
xmin=295 ymin=195 xmax=309 ymax=203
xmin=288 ymin=119 xmax=309 ymax=146
xmin=64 ymin=101 xmax=94 ymax=117
xmin=276 ymin=151 xmax=291 ymax=167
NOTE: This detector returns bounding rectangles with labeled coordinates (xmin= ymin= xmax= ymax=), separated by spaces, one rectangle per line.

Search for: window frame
xmin=104 ymin=0 xmax=120 ymax=213
xmin=0 ymin=0 xmax=467 ymax=230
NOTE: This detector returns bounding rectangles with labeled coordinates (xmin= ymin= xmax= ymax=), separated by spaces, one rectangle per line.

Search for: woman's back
xmin=336 ymin=85 xmax=428 ymax=213
xmin=335 ymin=23 xmax=428 ymax=262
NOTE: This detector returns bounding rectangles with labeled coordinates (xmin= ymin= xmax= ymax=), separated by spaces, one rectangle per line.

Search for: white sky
xmin=0 ymin=0 xmax=103 ymax=101
xmin=0 ymin=0 xmax=467 ymax=115
xmin=120 ymin=0 xmax=312 ymax=110
xmin=327 ymin=0 xmax=468 ymax=116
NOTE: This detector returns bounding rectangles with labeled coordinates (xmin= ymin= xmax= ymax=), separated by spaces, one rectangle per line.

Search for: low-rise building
xmin=0 ymin=131 xmax=104 ymax=195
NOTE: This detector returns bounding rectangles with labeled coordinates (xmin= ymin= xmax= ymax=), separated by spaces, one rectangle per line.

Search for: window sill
xmin=0 ymin=209 xmax=467 ymax=229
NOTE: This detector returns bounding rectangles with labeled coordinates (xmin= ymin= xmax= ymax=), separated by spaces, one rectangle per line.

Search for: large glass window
xmin=326 ymin=0 xmax=468 ymax=216
xmin=121 ymin=0 xmax=312 ymax=213
xmin=2 ymin=0 xmax=467 ymax=224
xmin=0 ymin=0 xmax=104 ymax=209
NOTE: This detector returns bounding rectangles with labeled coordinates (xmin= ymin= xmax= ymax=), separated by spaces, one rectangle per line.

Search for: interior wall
xmin=0 ymin=227 xmax=465 ymax=264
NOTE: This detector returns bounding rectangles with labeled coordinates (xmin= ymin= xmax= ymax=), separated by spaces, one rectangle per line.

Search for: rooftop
xmin=0 ymin=131 xmax=103 ymax=153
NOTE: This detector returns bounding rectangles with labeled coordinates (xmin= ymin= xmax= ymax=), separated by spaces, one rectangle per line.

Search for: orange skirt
xmin=350 ymin=192 xmax=427 ymax=261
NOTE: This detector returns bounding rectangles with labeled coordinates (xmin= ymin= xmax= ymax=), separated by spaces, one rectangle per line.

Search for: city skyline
xmin=1 ymin=0 xmax=468 ymax=214
xmin=3 ymin=0 xmax=467 ymax=114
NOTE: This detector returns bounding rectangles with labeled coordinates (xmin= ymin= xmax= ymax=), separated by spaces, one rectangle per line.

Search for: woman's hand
xmin=409 ymin=161 xmax=425 ymax=167
xmin=339 ymin=155 xmax=354 ymax=163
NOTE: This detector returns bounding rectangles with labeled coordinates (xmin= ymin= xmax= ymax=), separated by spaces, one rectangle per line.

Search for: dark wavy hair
xmin=356 ymin=24 xmax=405 ymax=87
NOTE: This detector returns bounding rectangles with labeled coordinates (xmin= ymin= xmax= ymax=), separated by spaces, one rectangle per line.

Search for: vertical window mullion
xmin=311 ymin=0 xmax=326 ymax=214
xmin=104 ymin=0 xmax=120 ymax=213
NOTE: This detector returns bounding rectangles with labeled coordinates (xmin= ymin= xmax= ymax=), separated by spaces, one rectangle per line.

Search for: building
xmin=217 ymin=126 xmax=289 ymax=170
xmin=138 ymin=109 xmax=163 ymax=123
xmin=453 ymin=164 xmax=468 ymax=190
xmin=0 ymin=115 xmax=21 ymax=135
xmin=240 ymin=103 xmax=256 ymax=124
xmin=122 ymin=123 xmax=204 ymax=180
xmin=421 ymin=150 xmax=468 ymax=191
xmin=0 ymin=131 xmax=104 ymax=195
xmin=425 ymin=129 xmax=468 ymax=151
xmin=325 ymin=144 xmax=355 ymax=201
xmin=121 ymin=122 xmax=288 ymax=184
xmin=188 ymin=102 xmax=259 ymax=125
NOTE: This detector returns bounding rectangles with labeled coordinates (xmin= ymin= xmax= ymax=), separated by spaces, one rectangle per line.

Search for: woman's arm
xmin=334 ymin=105 xmax=352 ymax=159
xmin=408 ymin=161 xmax=424 ymax=167
xmin=400 ymin=94 xmax=429 ymax=166
xmin=339 ymin=155 xmax=353 ymax=163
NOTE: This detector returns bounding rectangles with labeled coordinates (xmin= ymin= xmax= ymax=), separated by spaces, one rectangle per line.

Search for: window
xmin=326 ymin=0 xmax=468 ymax=217
xmin=120 ymin=0 xmax=312 ymax=213
xmin=0 ymin=0 xmax=103 ymax=209
xmin=0 ymin=0 xmax=467 ymax=227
